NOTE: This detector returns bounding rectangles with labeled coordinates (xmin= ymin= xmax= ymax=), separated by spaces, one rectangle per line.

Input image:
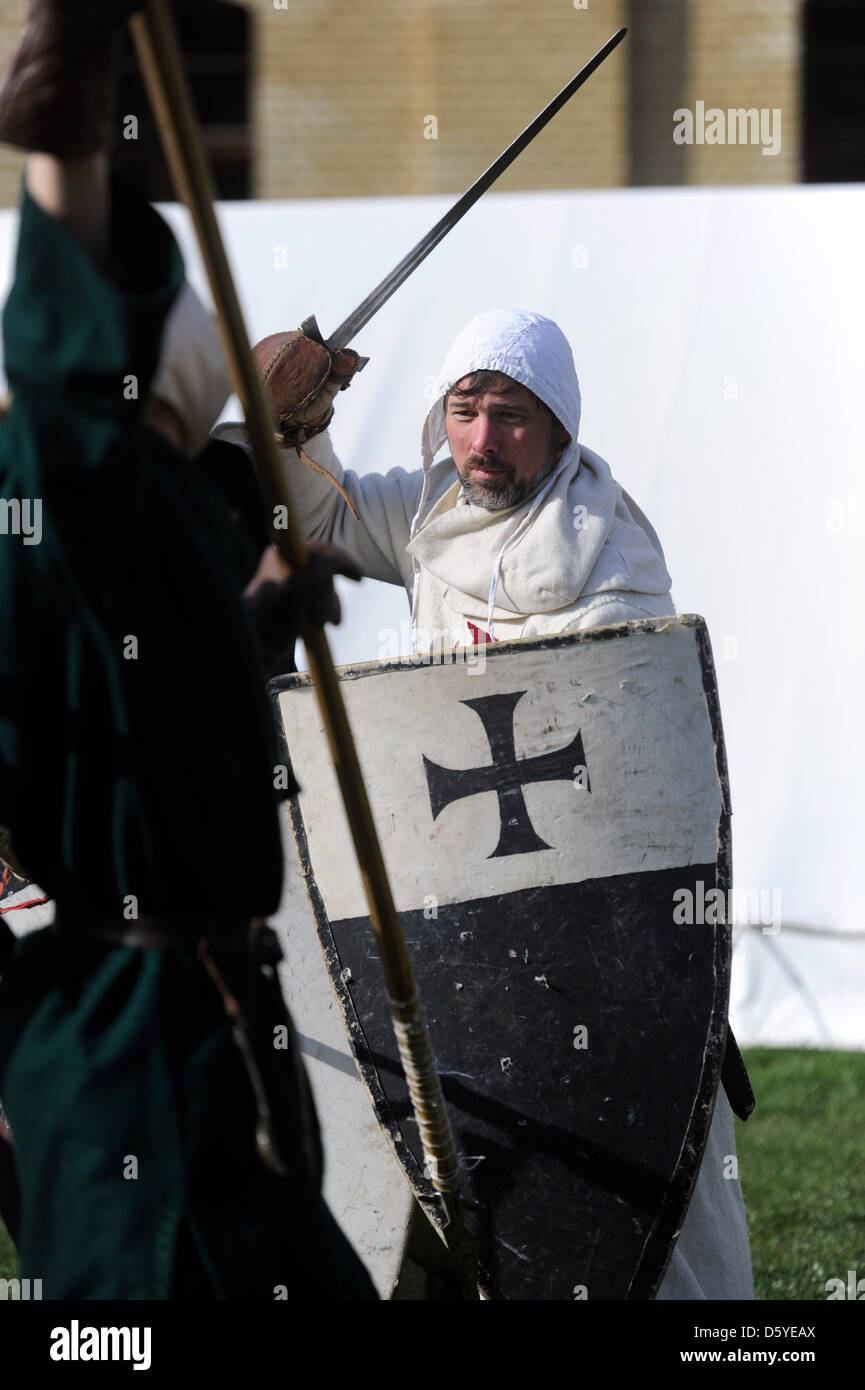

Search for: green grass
xmin=1 ymin=1047 xmax=863 ymax=1297
xmin=0 ymin=1215 xmax=16 ymax=1283
xmin=735 ymin=1046 xmax=865 ymax=1300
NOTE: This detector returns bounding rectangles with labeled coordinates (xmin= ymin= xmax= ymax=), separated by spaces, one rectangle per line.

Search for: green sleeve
xmin=2 ymin=176 xmax=183 ymax=490
xmin=0 ymin=178 xmax=283 ymax=917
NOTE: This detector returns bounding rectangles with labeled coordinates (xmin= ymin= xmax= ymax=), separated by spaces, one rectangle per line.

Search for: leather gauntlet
xmin=253 ymin=319 xmax=366 ymax=449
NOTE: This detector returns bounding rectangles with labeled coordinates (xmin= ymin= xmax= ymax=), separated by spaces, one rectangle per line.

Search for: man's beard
xmin=457 ymin=445 xmax=563 ymax=512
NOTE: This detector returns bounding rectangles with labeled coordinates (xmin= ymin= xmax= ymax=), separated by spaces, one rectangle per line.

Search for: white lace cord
xmin=408 ymin=412 xmax=437 ymax=655
xmin=486 ymin=462 xmax=567 ymax=641
xmin=409 ymin=564 xmax=421 ymax=655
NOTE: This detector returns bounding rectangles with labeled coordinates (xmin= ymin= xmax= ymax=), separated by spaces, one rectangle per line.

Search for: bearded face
xmin=445 ymin=371 xmax=570 ymax=512
xmin=456 ymin=439 xmax=565 ymax=511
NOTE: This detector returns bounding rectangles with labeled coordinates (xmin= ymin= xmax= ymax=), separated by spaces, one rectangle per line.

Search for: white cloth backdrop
xmin=2 ymin=184 xmax=863 ymax=1049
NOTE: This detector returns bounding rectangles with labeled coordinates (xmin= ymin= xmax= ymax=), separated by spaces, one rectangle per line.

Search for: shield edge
xmin=269 ymin=615 xmax=733 ymax=1299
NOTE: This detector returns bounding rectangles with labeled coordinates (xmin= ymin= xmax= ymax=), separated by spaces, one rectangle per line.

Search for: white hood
xmin=424 ymin=307 xmax=582 ymax=458
xmin=407 ymin=308 xmax=672 ymax=639
xmin=151 ymin=282 xmax=231 ymax=458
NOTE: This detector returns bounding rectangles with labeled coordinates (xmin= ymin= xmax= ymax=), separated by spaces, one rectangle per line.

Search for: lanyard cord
xmin=486 ymin=463 xmax=566 ymax=640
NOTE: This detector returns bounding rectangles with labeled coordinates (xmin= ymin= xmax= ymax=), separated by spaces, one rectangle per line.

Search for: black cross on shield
xmin=422 ymin=691 xmax=590 ymax=858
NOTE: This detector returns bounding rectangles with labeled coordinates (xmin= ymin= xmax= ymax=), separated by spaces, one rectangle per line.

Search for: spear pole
xmin=128 ymin=0 xmax=477 ymax=1295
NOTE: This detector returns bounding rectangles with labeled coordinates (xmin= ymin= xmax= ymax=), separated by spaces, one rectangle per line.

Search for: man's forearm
xmin=0 ymin=2 xmax=143 ymax=283
xmin=25 ymin=152 xmax=110 ymax=272
xmin=213 ymin=424 xmax=421 ymax=589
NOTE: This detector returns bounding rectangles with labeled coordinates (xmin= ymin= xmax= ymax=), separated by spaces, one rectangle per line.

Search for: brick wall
xmin=0 ymin=0 xmax=27 ymax=209
xmin=253 ymin=0 xmax=628 ymax=199
xmin=685 ymin=0 xmax=800 ymax=184
xmin=0 ymin=0 xmax=804 ymax=209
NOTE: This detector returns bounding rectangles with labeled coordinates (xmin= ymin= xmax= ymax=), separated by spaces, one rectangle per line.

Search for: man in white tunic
xmin=219 ymin=306 xmax=754 ymax=1299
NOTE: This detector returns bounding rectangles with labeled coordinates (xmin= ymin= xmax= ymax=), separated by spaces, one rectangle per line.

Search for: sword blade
xmin=325 ymin=27 xmax=627 ymax=352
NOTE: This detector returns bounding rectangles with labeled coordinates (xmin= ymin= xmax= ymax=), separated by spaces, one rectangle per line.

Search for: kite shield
xmin=273 ymin=615 xmax=732 ymax=1300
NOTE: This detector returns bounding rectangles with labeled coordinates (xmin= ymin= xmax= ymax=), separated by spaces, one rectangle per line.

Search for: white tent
xmin=2 ymin=184 xmax=863 ymax=1050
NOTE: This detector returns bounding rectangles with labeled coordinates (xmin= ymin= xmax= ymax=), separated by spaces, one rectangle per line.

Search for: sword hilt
xmin=301 ymin=313 xmax=369 ymax=371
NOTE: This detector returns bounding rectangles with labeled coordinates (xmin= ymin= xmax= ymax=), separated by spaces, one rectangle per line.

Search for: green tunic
xmin=0 ymin=180 xmax=375 ymax=1299
xmin=0 ymin=179 xmax=283 ymax=914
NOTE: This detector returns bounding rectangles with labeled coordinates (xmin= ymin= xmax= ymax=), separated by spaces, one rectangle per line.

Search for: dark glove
xmin=253 ymin=322 xmax=366 ymax=449
xmin=0 ymin=0 xmax=143 ymax=156
xmin=244 ymin=541 xmax=362 ymax=678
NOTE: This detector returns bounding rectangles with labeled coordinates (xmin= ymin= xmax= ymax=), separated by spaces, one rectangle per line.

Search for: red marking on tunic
xmin=466 ymin=621 xmax=493 ymax=645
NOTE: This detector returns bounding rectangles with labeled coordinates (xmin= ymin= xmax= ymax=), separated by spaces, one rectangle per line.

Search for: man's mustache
xmin=465 ymin=455 xmax=513 ymax=477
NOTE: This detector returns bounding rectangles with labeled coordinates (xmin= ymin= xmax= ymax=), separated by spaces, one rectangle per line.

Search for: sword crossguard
xmin=299 ymin=314 xmax=325 ymax=344
xmin=301 ymin=314 xmax=369 ymax=372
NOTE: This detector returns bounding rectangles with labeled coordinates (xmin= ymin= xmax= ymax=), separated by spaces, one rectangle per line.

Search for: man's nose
xmin=471 ymin=414 xmax=498 ymax=454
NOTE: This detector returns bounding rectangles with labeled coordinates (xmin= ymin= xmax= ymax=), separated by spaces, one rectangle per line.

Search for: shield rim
xmin=269 ymin=614 xmax=733 ymax=1299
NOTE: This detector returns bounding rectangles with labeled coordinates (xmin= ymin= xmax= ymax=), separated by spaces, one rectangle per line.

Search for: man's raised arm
xmin=216 ymin=329 xmax=429 ymax=592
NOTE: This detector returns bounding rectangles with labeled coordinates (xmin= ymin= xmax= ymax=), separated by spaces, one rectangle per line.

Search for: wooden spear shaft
xmin=128 ymin=0 xmax=476 ymax=1291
